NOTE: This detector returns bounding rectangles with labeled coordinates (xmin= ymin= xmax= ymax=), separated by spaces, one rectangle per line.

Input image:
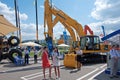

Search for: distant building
xmin=58 ymin=34 xmax=72 ymax=45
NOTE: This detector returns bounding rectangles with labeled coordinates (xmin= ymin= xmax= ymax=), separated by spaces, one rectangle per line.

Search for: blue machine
xmin=46 ymin=36 xmax=53 ymax=57
xmin=63 ymin=29 xmax=68 ymax=44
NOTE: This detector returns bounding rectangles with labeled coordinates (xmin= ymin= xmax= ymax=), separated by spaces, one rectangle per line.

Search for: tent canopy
xmin=58 ymin=44 xmax=69 ymax=47
xmin=0 ymin=15 xmax=18 ymax=36
xmin=101 ymin=29 xmax=120 ymax=45
xmin=19 ymin=42 xmax=42 ymax=47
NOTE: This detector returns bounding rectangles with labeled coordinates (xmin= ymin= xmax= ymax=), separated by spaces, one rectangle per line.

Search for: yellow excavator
xmin=44 ymin=0 xmax=110 ymax=66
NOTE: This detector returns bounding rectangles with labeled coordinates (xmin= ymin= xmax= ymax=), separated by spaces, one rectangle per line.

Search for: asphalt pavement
xmin=0 ymin=58 xmax=120 ymax=80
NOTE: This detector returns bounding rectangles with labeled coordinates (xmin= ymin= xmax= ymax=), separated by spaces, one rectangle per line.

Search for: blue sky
xmin=0 ymin=0 xmax=120 ymax=40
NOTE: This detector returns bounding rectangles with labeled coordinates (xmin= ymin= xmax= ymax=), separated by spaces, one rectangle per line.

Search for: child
xmin=52 ymin=47 xmax=60 ymax=80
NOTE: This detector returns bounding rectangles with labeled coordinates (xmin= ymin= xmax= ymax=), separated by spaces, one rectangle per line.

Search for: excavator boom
xmin=44 ymin=0 xmax=110 ymax=54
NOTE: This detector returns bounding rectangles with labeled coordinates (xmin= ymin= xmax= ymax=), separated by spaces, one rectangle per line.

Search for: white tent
xmin=108 ymin=34 xmax=120 ymax=45
xmin=19 ymin=42 xmax=42 ymax=47
xmin=58 ymin=44 xmax=69 ymax=47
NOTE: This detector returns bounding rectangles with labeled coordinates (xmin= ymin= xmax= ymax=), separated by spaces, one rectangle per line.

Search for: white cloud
xmin=91 ymin=0 xmax=120 ymax=20
xmin=89 ymin=18 xmax=120 ymax=36
xmin=53 ymin=23 xmax=65 ymax=39
xmin=40 ymin=5 xmax=44 ymax=9
xmin=21 ymin=23 xmax=45 ymax=40
xmin=0 ymin=1 xmax=67 ymax=41
xmin=0 ymin=1 xmax=33 ymax=40
xmin=90 ymin=0 xmax=120 ymax=36
xmin=19 ymin=13 xmax=28 ymax=21
xmin=0 ymin=1 xmax=28 ymax=24
xmin=0 ymin=2 xmax=15 ymax=23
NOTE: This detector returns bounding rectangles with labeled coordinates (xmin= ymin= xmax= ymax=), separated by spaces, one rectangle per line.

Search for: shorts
xmin=77 ymin=55 xmax=82 ymax=62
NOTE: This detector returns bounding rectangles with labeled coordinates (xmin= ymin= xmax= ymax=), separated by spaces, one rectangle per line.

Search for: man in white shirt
xmin=115 ymin=45 xmax=120 ymax=70
xmin=24 ymin=48 xmax=30 ymax=65
xmin=109 ymin=45 xmax=119 ymax=78
xmin=34 ymin=48 xmax=38 ymax=63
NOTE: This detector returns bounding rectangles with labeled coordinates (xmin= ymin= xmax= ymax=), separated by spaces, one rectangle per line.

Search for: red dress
xmin=42 ymin=51 xmax=51 ymax=68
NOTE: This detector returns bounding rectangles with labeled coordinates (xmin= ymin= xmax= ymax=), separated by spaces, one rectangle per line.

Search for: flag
xmin=101 ymin=25 xmax=106 ymax=36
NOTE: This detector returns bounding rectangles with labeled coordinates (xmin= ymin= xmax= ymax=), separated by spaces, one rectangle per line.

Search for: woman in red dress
xmin=42 ymin=46 xmax=51 ymax=80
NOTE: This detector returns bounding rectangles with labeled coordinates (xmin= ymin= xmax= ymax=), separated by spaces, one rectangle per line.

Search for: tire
xmin=2 ymin=47 xmax=9 ymax=52
xmin=0 ymin=37 xmax=3 ymax=45
xmin=0 ymin=51 xmax=2 ymax=62
xmin=2 ymin=53 xmax=8 ymax=59
xmin=8 ymin=49 xmax=22 ymax=63
xmin=8 ymin=36 xmax=20 ymax=47
xmin=3 ymin=41 xmax=8 ymax=45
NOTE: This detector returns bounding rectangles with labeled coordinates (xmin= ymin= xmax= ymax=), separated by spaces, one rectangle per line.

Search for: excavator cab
xmin=80 ymin=36 xmax=100 ymax=50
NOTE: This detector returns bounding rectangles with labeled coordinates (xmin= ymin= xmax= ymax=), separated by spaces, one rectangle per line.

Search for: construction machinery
xmin=44 ymin=0 xmax=110 ymax=64
xmin=0 ymin=15 xmax=22 ymax=63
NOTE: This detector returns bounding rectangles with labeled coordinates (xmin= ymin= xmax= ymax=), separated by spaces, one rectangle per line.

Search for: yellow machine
xmin=44 ymin=0 xmax=110 ymax=67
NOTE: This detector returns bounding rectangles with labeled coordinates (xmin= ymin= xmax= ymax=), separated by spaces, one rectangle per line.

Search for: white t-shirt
xmin=109 ymin=49 xmax=118 ymax=58
xmin=115 ymin=50 xmax=120 ymax=58
xmin=76 ymin=50 xmax=83 ymax=55
xmin=52 ymin=51 xmax=60 ymax=66
xmin=24 ymin=50 xmax=29 ymax=55
xmin=34 ymin=50 xmax=38 ymax=55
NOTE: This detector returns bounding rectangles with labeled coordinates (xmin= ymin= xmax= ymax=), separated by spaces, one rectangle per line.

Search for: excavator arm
xmin=44 ymin=0 xmax=107 ymax=52
xmin=44 ymin=0 xmax=85 ymax=41
xmin=84 ymin=25 xmax=93 ymax=35
xmin=60 ymin=22 xmax=76 ymax=41
xmin=51 ymin=6 xmax=85 ymax=37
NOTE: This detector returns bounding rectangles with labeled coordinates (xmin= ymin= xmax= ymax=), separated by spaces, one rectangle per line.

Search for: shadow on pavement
xmin=93 ymin=71 xmax=120 ymax=80
xmin=0 ymin=65 xmax=42 ymax=74
xmin=60 ymin=66 xmax=80 ymax=74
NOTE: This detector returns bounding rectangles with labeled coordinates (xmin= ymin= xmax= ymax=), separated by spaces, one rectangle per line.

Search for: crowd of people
xmin=14 ymin=46 xmax=61 ymax=80
xmin=14 ymin=47 xmax=39 ymax=65
xmin=13 ymin=44 xmax=120 ymax=80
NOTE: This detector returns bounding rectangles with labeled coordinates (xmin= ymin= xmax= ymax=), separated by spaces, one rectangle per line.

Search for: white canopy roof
xmin=108 ymin=34 xmax=120 ymax=45
xmin=58 ymin=44 xmax=69 ymax=47
xmin=19 ymin=42 xmax=42 ymax=47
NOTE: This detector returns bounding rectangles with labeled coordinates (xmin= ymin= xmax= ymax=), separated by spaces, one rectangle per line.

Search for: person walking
xmin=75 ymin=47 xmax=83 ymax=70
xmin=52 ymin=47 xmax=60 ymax=80
xmin=24 ymin=48 xmax=30 ymax=65
xmin=34 ymin=48 xmax=38 ymax=63
xmin=109 ymin=45 xmax=119 ymax=78
xmin=42 ymin=46 xmax=51 ymax=80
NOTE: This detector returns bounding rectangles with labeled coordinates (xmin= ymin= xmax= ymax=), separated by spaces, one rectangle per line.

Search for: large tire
xmin=8 ymin=49 xmax=22 ymax=63
xmin=0 ymin=51 xmax=2 ymax=62
xmin=0 ymin=36 xmax=3 ymax=45
xmin=3 ymin=41 xmax=8 ymax=45
xmin=8 ymin=36 xmax=20 ymax=47
xmin=2 ymin=47 xmax=9 ymax=52
xmin=2 ymin=53 xmax=8 ymax=59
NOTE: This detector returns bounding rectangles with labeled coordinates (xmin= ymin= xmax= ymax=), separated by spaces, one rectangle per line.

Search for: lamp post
xmin=14 ymin=0 xmax=21 ymax=42
xmin=14 ymin=0 xmax=18 ymax=36
xmin=35 ymin=0 xmax=39 ymax=41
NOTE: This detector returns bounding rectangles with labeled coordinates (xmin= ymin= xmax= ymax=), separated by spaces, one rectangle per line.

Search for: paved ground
xmin=0 ymin=58 xmax=120 ymax=80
